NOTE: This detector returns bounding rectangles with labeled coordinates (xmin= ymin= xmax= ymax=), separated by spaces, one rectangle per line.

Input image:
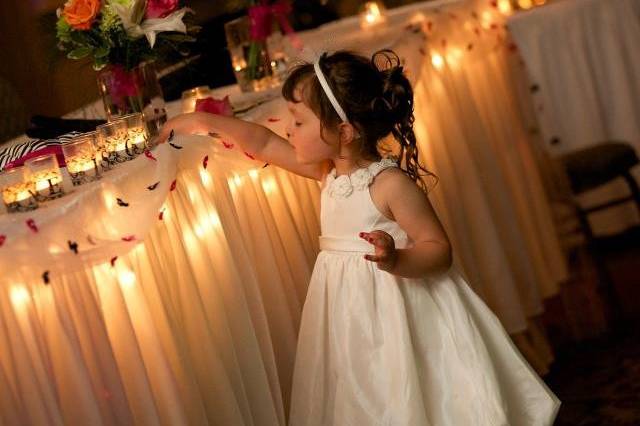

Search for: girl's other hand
xmin=360 ymin=230 xmax=397 ymax=272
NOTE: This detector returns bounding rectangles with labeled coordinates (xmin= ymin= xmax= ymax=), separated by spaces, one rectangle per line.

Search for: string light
xmin=200 ymin=168 xmax=212 ymax=189
xmin=498 ymin=0 xmax=513 ymax=14
xmin=103 ymin=189 xmax=116 ymax=211
xmin=431 ymin=53 xmax=444 ymax=69
xmin=261 ymin=177 xmax=277 ymax=195
xmin=518 ymin=0 xmax=533 ymax=9
xmin=118 ymin=268 xmax=136 ymax=288
xmin=48 ymin=244 xmax=63 ymax=254
xmin=10 ymin=285 xmax=30 ymax=309
xmin=187 ymin=184 xmax=200 ymax=203
xmin=481 ymin=11 xmax=493 ymax=29
xmin=208 ymin=211 xmax=221 ymax=229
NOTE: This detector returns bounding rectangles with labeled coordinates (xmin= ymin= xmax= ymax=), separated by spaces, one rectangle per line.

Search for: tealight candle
xmin=97 ymin=113 xmax=149 ymax=165
xmin=63 ymin=132 xmax=101 ymax=186
xmin=24 ymin=154 xmax=64 ymax=202
xmin=0 ymin=167 xmax=38 ymax=213
xmin=181 ymin=86 xmax=211 ymax=113
xmin=360 ymin=1 xmax=387 ymax=28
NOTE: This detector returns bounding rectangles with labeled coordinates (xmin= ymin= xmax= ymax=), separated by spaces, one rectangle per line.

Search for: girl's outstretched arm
xmin=158 ymin=112 xmax=328 ymax=181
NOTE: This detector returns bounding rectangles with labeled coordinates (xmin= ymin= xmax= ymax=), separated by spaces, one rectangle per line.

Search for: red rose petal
xmin=244 ymin=151 xmax=255 ymax=160
xmin=159 ymin=210 xmax=164 ymax=221
xmin=222 ymin=141 xmax=234 ymax=149
xmin=170 ymin=179 xmax=177 ymax=191
xmin=26 ymin=219 xmax=38 ymax=233
xmin=121 ymin=235 xmax=136 ymax=242
xmin=144 ymin=150 xmax=157 ymax=161
xmin=0 ymin=235 xmax=5 ymax=247
xmin=203 ymin=155 xmax=209 ymax=169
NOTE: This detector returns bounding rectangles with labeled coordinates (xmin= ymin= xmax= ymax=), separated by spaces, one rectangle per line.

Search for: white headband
xmin=313 ymin=59 xmax=349 ymax=123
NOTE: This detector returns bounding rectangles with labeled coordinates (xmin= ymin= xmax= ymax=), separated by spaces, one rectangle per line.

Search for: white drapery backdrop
xmin=508 ymin=0 xmax=640 ymax=235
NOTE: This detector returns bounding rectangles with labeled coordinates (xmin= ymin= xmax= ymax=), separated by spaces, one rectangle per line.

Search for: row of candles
xmin=0 ymin=113 xmax=150 ymax=214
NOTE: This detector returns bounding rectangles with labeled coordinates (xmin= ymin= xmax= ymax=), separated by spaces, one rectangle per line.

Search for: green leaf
xmin=94 ymin=46 xmax=110 ymax=58
xmin=67 ymin=47 xmax=92 ymax=59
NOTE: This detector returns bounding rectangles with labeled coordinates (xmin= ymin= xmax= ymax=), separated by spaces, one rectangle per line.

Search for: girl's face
xmin=285 ymin=87 xmax=337 ymax=164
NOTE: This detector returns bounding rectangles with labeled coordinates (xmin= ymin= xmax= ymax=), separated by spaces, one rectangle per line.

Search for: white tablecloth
xmin=0 ymin=0 xmax=567 ymax=422
xmin=508 ymin=0 xmax=640 ymax=235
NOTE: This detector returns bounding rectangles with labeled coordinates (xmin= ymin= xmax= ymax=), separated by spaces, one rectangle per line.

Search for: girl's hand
xmin=158 ymin=112 xmax=212 ymax=143
xmin=359 ymin=230 xmax=398 ymax=272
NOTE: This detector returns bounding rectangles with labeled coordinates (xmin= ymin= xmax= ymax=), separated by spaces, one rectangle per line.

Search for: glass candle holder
xmin=182 ymin=86 xmax=211 ymax=113
xmin=0 ymin=167 xmax=38 ymax=213
xmin=25 ymin=154 xmax=64 ymax=202
xmin=63 ymin=133 xmax=101 ymax=186
xmin=97 ymin=113 xmax=148 ymax=164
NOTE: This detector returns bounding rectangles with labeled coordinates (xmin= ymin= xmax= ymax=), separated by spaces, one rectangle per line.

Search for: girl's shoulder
xmin=370 ymin=162 xmax=416 ymax=190
xmin=370 ymin=162 xmax=424 ymax=218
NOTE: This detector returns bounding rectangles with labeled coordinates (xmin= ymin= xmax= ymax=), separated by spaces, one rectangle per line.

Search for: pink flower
xmin=145 ymin=0 xmax=179 ymax=19
xmin=195 ymin=96 xmax=234 ymax=117
xmin=101 ymin=65 xmax=140 ymax=111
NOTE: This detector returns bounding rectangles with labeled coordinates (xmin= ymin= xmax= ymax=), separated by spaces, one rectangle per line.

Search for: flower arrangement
xmin=245 ymin=0 xmax=299 ymax=80
xmin=55 ymin=0 xmax=200 ymax=71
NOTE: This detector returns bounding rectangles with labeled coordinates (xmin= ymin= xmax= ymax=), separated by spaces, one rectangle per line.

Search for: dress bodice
xmin=320 ymin=159 xmax=410 ymax=249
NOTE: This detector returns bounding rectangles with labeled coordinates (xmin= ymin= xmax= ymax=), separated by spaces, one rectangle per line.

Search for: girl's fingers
xmin=360 ymin=232 xmax=393 ymax=250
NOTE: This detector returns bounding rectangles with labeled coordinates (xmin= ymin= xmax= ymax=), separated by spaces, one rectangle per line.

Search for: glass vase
xmin=97 ymin=61 xmax=167 ymax=139
xmin=225 ymin=16 xmax=286 ymax=93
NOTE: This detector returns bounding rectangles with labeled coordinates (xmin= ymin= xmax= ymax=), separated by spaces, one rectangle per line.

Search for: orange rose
xmin=63 ymin=0 xmax=101 ymax=31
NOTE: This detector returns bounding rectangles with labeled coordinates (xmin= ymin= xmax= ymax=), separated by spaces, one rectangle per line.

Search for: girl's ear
xmin=337 ymin=122 xmax=359 ymax=146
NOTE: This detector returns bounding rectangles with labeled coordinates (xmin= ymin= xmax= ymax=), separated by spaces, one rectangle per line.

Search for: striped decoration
xmin=0 ymin=132 xmax=82 ymax=171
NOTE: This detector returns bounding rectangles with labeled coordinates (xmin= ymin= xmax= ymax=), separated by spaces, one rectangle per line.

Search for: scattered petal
xmin=222 ymin=141 xmax=234 ymax=149
xmin=170 ymin=179 xmax=177 ymax=191
xmin=116 ymin=198 xmax=129 ymax=207
xmin=0 ymin=235 xmax=5 ymax=247
xmin=121 ymin=235 xmax=136 ymax=242
xmin=110 ymin=256 xmax=118 ymax=267
xmin=68 ymin=240 xmax=79 ymax=254
xmin=42 ymin=271 xmax=50 ymax=285
xmin=244 ymin=151 xmax=255 ymax=160
xmin=144 ymin=150 xmax=157 ymax=161
xmin=202 ymin=155 xmax=209 ymax=169
xmin=26 ymin=219 xmax=38 ymax=233
xmin=147 ymin=181 xmax=160 ymax=191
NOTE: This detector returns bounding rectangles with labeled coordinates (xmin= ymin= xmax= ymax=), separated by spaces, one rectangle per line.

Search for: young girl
xmin=159 ymin=50 xmax=560 ymax=425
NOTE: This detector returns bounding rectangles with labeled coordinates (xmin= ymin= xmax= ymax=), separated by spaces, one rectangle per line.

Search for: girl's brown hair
xmin=282 ymin=49 xmax=435 ymax=191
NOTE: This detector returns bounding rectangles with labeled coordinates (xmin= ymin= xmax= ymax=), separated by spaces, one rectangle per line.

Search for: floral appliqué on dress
xmin=325 ymin=158 xmax=398 ymax=199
